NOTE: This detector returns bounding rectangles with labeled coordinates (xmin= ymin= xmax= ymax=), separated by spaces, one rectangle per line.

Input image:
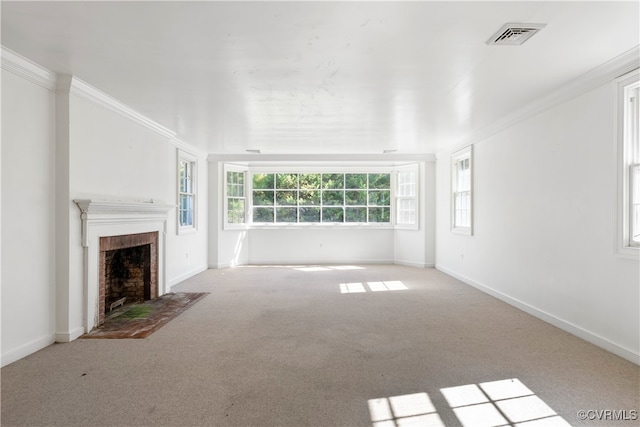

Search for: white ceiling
xmin=2 ymin=1 xmax=638 ymax=155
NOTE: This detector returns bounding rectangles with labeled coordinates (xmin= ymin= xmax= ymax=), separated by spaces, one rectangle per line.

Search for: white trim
xmin=451 ymin=145 xmax=473 ymax=235
xmin=209 ymin=153 xmax=436 ymax=164
xmin=73 ymin=199 xmax=173 ymax=334
xmin=453 ymin=46 xmax=640 ymax=152
xmin=223 ymin=164 xmax=249 ymax=230
xmin=1 ymin=334 xmax=56 ymax=368
xmin=614 ymin=68 xmax=640 ymax=259
xmin=1 ymin=47 xmax=57 ymax=90
xmin=247 ymin=258 xmax=395 ymax=266
xmin=168 ymin=265 xmax=208 ymax=289
xmin=177 ymin=150 xmax=199 ymax=234
xmin=436 ymin=264 xmax=640 ymax=365
xmin=55 ymin=327 xmax=85 ymax=344
xmin=69 ymin=77 xmax=176 ymax=139
xmin=394 ymin=260 xmax=433 ymax=268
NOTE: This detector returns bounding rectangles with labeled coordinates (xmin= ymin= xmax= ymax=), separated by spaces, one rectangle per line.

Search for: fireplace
xmin=99 ymin=232 xmax=158 ymax=326
xmin=74 ymin=199 xmax=173 ymax=335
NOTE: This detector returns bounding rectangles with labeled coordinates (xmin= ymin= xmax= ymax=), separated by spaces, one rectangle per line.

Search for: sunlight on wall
xmin=340 ymin=281 xmax=409 ymax=294
xmin=230 ymin=231 xmax=247 ymax=267
xmin=369 ymin=378 xmax=570 ymax=427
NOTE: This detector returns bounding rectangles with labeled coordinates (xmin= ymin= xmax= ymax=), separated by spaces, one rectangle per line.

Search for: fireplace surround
xmin=74 ymin=199 xmax=173 ymax=332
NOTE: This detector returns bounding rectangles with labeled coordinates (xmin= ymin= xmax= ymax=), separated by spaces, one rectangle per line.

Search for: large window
xmin=251 ymin=172 xmax=391 ymax=224
xmin=178 ymin=150 xmax=197 ymax=232
xmin=451 ymin=146 xmax=473 ymax=235
xmin=617 ymin=69 xmax=640 ymax=254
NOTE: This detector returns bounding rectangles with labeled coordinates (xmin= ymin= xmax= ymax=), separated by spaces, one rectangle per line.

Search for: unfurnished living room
xmin=1 ymin=1 xmax=638 ymax=426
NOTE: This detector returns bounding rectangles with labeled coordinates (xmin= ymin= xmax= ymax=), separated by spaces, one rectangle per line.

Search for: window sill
xmin=226 ymin=223 xmax=394 ymax=230
xmin=177 ymin=226 xmax=198 ymax=235
xmin=451 ymin=226 xmax=472 ymax=236
xmin=615 ymin=245 xmax=640 ymax=260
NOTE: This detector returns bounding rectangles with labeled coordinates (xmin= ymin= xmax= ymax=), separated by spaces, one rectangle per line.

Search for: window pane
xmin=323 ymin=190 xmax=344 ymax=205
xmin=253 ymin=173 xmax=274 ymax=189
xmin=345 ymin=190 xmax=367 ymax=205
xmin=368 ymin=207 xmax=390 ymax=223
xmin=300 ymin=173 xmax=321 ymax=189
xmin=322 ymin=173 xmax=344 ymax=189
xmin=345 ymin=207 xmax=366 ymax=222
xmin=300 ymin=207 xmax=321 ymax=222
xmin=322 ymin=207 xmax=344 ymax=222
xmin=276 ymin=191 xmax=297 ymax=206
xmin=277 ymin=173 xmax=298 ymax=189
xmin=299 ymin=190 xmax=320 ymax=205
xmin=369 ymin=190 xmax=390 ymax=206
xmin=276 ymin=207 xmax=297 ymax=222
xmin=369 ymin=173 xmax=390 ymax=189
xmin=253 ymin=190 xmax=274 ymax=206
xmin=632 ymin=165 xmax=640 ymax=243
xmin=253 ymin=207 xmax=274 ymax=222
xmin=345 ymin=173 xmax=367 ymax=189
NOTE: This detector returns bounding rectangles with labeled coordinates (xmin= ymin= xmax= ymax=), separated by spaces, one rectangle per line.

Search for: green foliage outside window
xmin=250 ymin=172 xmax=391 ymax=224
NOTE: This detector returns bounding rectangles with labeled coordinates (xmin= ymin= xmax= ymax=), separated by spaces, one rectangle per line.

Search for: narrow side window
xmin=451 ymin=146 xmax=473 ymax=235
xmin=178 ymin=150 xmax=197 ymax=233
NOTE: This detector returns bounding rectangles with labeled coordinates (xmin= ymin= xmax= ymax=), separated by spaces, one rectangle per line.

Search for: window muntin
xmin=251 ymin=172 xmax=392 ymax=224
xmin=178 ymin=152 xmax=197 ymax=231
xmin=226 ymin=171 xmax=246 ymax=224
xmin=451 ymin=146 xmax=473 ymax=235
xmin=626 ymin=79 xmax=640 ymax=246
xmin=396 ymin=167 xmax=418 ymax=228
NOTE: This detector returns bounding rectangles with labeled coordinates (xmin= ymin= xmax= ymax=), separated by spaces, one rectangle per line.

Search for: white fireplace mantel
xmin=73 ymin=198 xmax=174 ymax=333
xmin=74 ymin=199 xmax=174 ymax=247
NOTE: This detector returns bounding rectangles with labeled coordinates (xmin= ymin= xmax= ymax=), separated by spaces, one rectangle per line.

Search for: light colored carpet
xmin=1 ymin=265 xmax=638 ymax=426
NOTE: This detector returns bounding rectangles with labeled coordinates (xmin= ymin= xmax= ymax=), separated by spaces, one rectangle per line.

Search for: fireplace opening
xmin=99 ymin=232 xmax=158 ymax=326
xmin=104 ymin=245 xmax=151 ymax=312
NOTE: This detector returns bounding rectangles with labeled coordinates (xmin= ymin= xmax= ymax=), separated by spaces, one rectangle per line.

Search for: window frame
xmin=222 ymin=164 xmax=423 ymax=229
xmin=249 ymin=169 xmax=393 ymax=227
xmin=616 ymin=69 xmax=640 ymax=257
xmin=224 ymin=164 xmax=248 ymax=230
xmin=177 ymin=150 xmax=198 ymax=234
xmin=451 ymin=145 xmax=473 ymax=236
xmin=394 ymin=164 xmax=420 ymax=230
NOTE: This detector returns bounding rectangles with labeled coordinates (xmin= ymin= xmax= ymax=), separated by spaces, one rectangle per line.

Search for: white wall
xmin=61 ymin=88 xmax=208 ymax=339
xmin=394 ymin=161 xmax=436 ymax=267
xmin=1 ymin=70 xmax=57 ymax=365
xmin=436 ymin=78 xmax=640 ymax=363
xmin=209 ymin=160 xmax=434 ymax=267
xmin=1 ymin=51 xmax=208 ymax=365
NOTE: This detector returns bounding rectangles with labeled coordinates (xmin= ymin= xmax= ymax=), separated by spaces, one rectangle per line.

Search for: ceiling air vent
xmin=486 ymin=23 xmax=546 ymax=45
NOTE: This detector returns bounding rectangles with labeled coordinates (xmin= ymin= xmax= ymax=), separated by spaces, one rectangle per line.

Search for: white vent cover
xmin=487 ymin=23 xmax=547 ymax=45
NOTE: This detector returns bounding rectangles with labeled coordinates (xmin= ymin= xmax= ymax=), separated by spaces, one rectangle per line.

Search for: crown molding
xmin=68 ymin=77 xmax=177 ymax=140
xmin=452 ymin=45 xmax=640 ymax=152
xmin=207 ymin=153 xmax=436 ymax=164
xmin=1 ymin=47 xmax=57 ymax=91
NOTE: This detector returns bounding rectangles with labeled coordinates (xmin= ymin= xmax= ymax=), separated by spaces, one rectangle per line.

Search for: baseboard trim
xmin=55 ymin=327 xmax=85 ymax=343
xmin=394 ymin=260 xmax=435 ymax=268
xmin=1 ymin=334 xmax=56 ymax=368
xmin=168 ymin=265 xmax=208 ymax=288
xmin=436 ymin=264 xmax=640 ymax=365
xmin=247 ymin=259 xmax=395 ymax=266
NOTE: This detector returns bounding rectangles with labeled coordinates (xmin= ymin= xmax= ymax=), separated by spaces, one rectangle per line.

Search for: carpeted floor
xmin=82 ymin=292 xmax=209 ymax=339
xmin=1 ymin=265 xmax=638 ymax=427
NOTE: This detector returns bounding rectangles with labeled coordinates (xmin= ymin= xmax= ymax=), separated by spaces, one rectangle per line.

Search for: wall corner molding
xmin=455 ymin=46 xmax=640 ymax=150
xmin=68 ymin=77 xmax=177 ymax=140
xmin=1 ymin=46 xmax=57 ymax=90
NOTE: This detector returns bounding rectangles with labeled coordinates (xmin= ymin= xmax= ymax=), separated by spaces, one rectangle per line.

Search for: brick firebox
xmin=98 ymin=232 xmax=158 ymax=326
